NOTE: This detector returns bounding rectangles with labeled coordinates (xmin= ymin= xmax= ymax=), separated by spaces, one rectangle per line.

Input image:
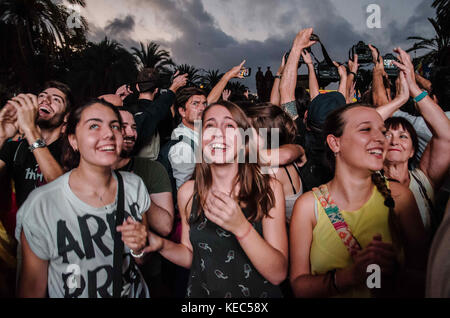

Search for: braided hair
xmin=371 ymin=171 xmax=403 ymax=253
xmin=323 ymin=103 xmax=403 ymax=252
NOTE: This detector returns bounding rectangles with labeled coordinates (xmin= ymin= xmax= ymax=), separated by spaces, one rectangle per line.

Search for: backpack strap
xmin=312 ymin=184 xmax=362 ymax=254
xmin=112 ymin=171 xmax=125 ymax=298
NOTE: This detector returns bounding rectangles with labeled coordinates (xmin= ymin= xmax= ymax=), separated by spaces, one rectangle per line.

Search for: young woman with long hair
xmin=144 ymin=101 xmax=288 ymax=298
xmin=289 ymin=103 xmax=428 ymax=298
xmin=245 ymin=103 xmax=303 ymax=224
xmin=16 ymin=99 xmax=150 ymax=298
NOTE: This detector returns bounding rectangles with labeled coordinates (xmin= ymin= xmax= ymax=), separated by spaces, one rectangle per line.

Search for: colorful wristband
xmin=413 ymin=91 xmax=428 ymax=103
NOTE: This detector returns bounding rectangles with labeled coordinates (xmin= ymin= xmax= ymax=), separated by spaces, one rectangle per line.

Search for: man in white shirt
xmin=168 ymin=87 xmax=207 ymax=189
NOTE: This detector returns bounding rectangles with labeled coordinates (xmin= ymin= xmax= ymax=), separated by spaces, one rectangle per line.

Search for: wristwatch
xmin=29 ymin=139 xmax=47 ymax=151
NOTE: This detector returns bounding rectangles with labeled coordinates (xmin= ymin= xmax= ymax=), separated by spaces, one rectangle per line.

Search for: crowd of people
xmin=0 ymin=27 xmax=449 ymax=298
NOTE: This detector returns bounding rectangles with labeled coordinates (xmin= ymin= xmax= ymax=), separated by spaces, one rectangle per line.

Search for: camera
xmin=350 ymin=41 xmax=373 ymax=64
xmin=383 ymin=53 xmax=399 ymax=77
xmin=317 ymin=60 xmax=340 ymax=82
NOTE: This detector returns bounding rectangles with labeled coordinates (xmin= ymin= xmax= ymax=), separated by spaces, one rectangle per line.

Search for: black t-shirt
xmin=0 ymin=138 xmax=63 ymax=207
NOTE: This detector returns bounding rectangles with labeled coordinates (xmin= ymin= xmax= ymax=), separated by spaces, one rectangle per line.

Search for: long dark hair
xmin=190 ymin=101 xmax=275 ymax=224
xmin=61 ymin=99 xmax=122 ymax=171
xmin=323 ymin=103 xmax=403 ymax=252
xmin=245 ymin=103 xmax=297 ymax=148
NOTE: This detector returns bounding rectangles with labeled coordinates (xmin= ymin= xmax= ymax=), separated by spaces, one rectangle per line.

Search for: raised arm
xmin=346 ymin=54 xmax=359 ymax=103
xmin=376 ymin=72 xmax=410 ymax=120
xmin=333 ymin=62 xmax=348 ymax=100
xmin=370 ymin=44 xmax=390 ymax=106
xmin=393 ymin=47 xmax=450 ymax=189
xmin=270 ymin=56 xmax=286 ymax=106
xmin=8 ymin=94 xmax=63 ymax=182
xmin=281 ymin=28 xmax=317 ymax=117
xmin=207 ymin=61 xmax=245 ymax=105
xmin=302 ymin=50 xmax=319 ymax=100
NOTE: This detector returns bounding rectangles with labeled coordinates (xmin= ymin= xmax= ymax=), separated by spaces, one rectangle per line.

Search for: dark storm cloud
xmin=85 ymin=0 xmax=435 ymax=90
xmin=104 ymin=15 xmax=136 ymax=36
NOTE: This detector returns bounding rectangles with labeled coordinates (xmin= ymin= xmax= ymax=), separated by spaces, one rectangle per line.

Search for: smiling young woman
xmin=16 ymin=99 xmax=151 ymax=298
xmin=289 ymin=103 xmax=428 ymax=298
xmin=144 ymin=101 xmax=288 ymax=298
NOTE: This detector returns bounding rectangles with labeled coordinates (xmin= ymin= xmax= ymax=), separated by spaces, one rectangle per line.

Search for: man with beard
xmin=109 ymin=107 xmax=175 ymax=237
xmin=0 ymin=81 xmax=72 ymax=208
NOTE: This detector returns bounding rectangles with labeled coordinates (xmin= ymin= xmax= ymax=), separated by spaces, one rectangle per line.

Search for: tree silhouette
xmin=131 ymin=41 xmax=174 ymax=70
xmin=66 ymin=37 xmax=138 ymax=103
xmin=177 ymin=64 xmax=202 ymax=87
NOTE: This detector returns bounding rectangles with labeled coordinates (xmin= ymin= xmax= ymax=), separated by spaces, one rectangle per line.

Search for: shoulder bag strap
xmin=312 ymin=184 xmax=362 ymax=254
xmin=113 ymin=171 xmax=125 ymax=298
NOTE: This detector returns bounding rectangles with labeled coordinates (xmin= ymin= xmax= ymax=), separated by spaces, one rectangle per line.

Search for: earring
xmin=334 ymin=152 xmax=339 ymax=157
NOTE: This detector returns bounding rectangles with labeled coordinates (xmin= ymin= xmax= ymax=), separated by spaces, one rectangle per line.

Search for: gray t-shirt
xmin=15 ymin=171 xmax=151 ymax=298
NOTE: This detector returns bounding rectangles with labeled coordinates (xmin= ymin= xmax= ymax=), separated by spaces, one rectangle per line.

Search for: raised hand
xmin=169 ymin=71 xmax=189 ymax=93
xmin=333 ymin=61 xmax=347 ymax=78
xmin=226 ymin=60 xmax=246 ymax=80
xmin=222 ymin=89 xmax=231 ymax=101
xmin=348 ymin=54 xmax=359 ymax=74
xmin=8 ymin=94 xmax=39 ymax=135
xmin=293 ymin=28 xmax=317 ymax=50
xmin=115 ymin=84 xmax=133 ymax=100
xmin=117 ymin=217 xmax=148 ymax=255
xmin=392 ymin=47 xmax=419 ymax=95
xmin=0 ymin=103 xmax=19 ymax=140
xmin=301 ymin=50 xmax=313 ymax=65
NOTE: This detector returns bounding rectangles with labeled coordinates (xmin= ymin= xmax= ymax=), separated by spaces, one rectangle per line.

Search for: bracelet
xmin=236 ymin=223 xmax=252 ymax=241
xmin=275 ymin=75 xmax=282 ymax=79
xmin=130 ymin=248 xmax=145 ymax=258
xmin=348 ymin=71 xmax=357 ymax=77
xmin=413 ymin=90 xmax=428 ymax=103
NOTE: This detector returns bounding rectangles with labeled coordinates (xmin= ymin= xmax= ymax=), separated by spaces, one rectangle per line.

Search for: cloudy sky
xmin=76 ymin=0 xmax=436 ymax=92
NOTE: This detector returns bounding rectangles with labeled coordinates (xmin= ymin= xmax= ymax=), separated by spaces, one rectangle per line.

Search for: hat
xmin=307 ymin=92 xmax=346 ymax=132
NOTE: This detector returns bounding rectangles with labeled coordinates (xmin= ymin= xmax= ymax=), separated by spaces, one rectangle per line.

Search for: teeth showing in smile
xmin=368 ymin=149 xmax=382 ymax=155
xmin=99 ymin=146 xmax=115 ymax=151
xmin=39 ymin=107 xmax=51 ymax=114
xmin=211 ymin=143 xmax=226 ymax=150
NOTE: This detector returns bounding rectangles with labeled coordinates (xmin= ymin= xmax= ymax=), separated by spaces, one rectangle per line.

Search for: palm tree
xmin=433 ymin=0 xmax=449 ymax=36
xmin=226 ymin=81 xmax=248 ymax=96
xmin=407 ymin=16 xmax=449 ymax=65
xmin=66 ymin=37 xmax=138 ymax=103
xmin=177 ymin=64 xmax=203 ymax=87
xmin=0 ymin=0 xmax=87 ymax=61
xmin=0 ymin=0 xmax=88 ymax=91
xmin=131 ymin=41 xmax=174 ymax=70
xmin=201 ymin=69 xmax=224 ymax=92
